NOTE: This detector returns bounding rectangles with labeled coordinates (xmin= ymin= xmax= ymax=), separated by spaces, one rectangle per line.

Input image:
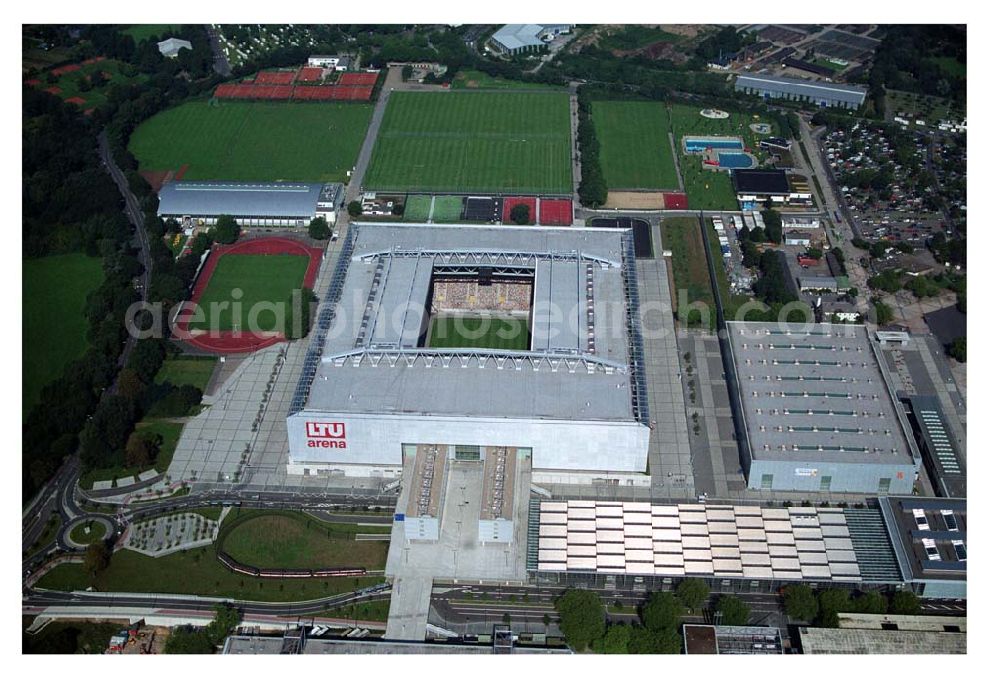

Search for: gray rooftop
xmin=727 ymin=321 xmax=915 ymax=465
xmin=491 ymin=24 xmax=555 ymax=51
xmin=157 ymin=181 xmax=329 ymax=219
xmin=736 ymin=73 xmax=867 ymax=105
xmin=301 ymin=224 xmax=644 ymax=422
xmin=798 ymin=626 xmax=966 ymax=654
xmin=880 ymin=496 xmax=967 ymax=584
xmin=907 ymin=395 xmax=965 ymax=497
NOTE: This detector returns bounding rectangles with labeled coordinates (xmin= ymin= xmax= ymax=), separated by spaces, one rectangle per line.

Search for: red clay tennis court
xmin=539 ymin=199 xmax=573 ymax=226
xmin=175 ymin=237 xmax=324 ymax=355
xmin=255 ymin=70 xmax=297 ymax=85
xmin=297 ymin=67 xmax=324 ymax=82
xmin=663 ymin=192 xmax=689 ymax=210
xmin=502 ymin=197 xmax=537 ymax=224
xmin=51 ymin=63 xmax=81 ymax=77
xmin=339 ymin=71 xmax=378 ymax=86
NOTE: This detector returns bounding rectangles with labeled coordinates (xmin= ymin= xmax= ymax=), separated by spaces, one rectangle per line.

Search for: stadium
xmin=285 ymin=223 xmax=651 ymax=481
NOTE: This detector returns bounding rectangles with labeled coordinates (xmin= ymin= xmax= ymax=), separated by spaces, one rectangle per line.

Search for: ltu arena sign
xmin=306 ymin=422 xmax=347 ymax=449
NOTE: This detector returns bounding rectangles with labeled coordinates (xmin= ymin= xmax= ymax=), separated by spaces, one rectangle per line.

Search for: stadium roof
xmin=528 ymin=499 xmax=902 ymax=583
xmin=735 ymin=73 xmax=868 ymax=106
xmin=296 ymin=223 xmax=647 ymax=423
xmin=157 ymin=181 xmax=328 ymax=219
xmin=732 ymin=169 xmax=791 ymax=195
xmin=727 ymin=321 xmax=917 ymax=465
xmin=491 ymin=24 xmax=551 ymax=51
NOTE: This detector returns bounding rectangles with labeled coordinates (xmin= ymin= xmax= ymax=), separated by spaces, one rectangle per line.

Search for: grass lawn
xmin=35 ymin=545 xmax=384 ymax=603
xmin=154 ymin=356 xmax=217 ymax=391
xmin=929 ymin=56 xmax=966 ymax=78
xmin=427 ymin=315 xmax=530 ymax=350
xmin=220 ymin=511 xmax=390 ymax=570
xmin=364 ymin=91 xmax=572 ymax=193
xmin=69 ymin=520 xmax=108 ymax=545
xmin=129 ymin=100 xmax=373 ymax=183
xmin=592 ymin=101 xmax=678 ymax=190
xmin=667 ymin=103 xmax=780 ymax=210
xmin=813 ymin=58 xmax=847 ymax=72
xmin=403 ymin=195 xmax=432 ymax=222
xmin=450 ymin=70 xmax=565 ymax=91
xmin=188 ymin=254 xmax=309 ymax=332
xmin=599 ymin=25 xmax=681 ymax=51
xmin=337 ymin=599 xmax=391 ymax=622
xmin=22 ymin=253 xmax=104 ymax=417
xmin=122 ymin=25 xmax=182 ymax=42
xmin=662 ymin=217 xmax=715 ymax=330
xmin=431 ymin=195 xmax=464 ymax=222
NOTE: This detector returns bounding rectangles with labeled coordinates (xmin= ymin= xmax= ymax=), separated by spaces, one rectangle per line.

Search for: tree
xmin=628 ymin=626 xmax=682 ymax=654
xmin=83 ymin=541 xmax=111 ymax=578
xmin=947 ymin=336 xmax=966 ymax=363
xmin=817 ymin=588 xmax=853 ymax=627
xmin=782 ymin=584 xmax=818 ymax=623
xmin=889 ymin=590 xmax=922 ymax=616
xmin=716 ymin=595 xmax=750 ymax=626
xmin=211 ymin=215 xmax=240 ymax=245
xmin=347 ymin=200 xmax=363 ymax=218
xmin=402 ymin=64 xmax=414 ymax=80
xmin=676 ymin=579 xmax=710 ymax=611
xmin=510 ymin=203 xmax=531 ymax=225
xmin=853 ymin=590 xmax=888 ymax=615
xmin=125 ymin=431 xmax=155 ymax=468
xmin=554 ymin=588 xmax=606 ymax=651
xmin=874 ymin=300 xmax=895 ymax=325
xmin=593 ymin=623 xmax=631 ymax=654
xmin=117 ymin=368 xmax=146 ymax=402
xmin=640 ymin=591 xmax=684 ymax=632
xmin=762 ymin=208 xmax=783 ymax=244
xmin=308 ymin=216 xmax=332 ymax=240
xmin=285 ymin=287 xmax=318 ymax=340
xmin=206 ymin=604 xmax=241 ymax=646
xmin=164 ymin=626 xmax=215 ymax=654
xmin=749 ymin=226 xmax=766 ymax=243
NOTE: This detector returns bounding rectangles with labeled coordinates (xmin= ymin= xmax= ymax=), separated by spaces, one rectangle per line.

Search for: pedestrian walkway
xmin=385 ymin=575 xmax=433 ymax=641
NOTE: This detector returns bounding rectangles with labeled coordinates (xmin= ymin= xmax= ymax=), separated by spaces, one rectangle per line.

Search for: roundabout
xmin=61 ymin=515 xmax=115 ymax=549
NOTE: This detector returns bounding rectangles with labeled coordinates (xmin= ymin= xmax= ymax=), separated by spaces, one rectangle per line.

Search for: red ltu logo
xmin=306 ymin=422 xmax=346 ymax=439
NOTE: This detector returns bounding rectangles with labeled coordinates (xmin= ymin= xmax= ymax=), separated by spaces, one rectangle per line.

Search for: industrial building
xmin=735 ymin=73 xmax=868 ymax=110
xmin=488 ymin=24 xmax=572 ymax=55
xmin=797 ymin=613 xmax=966 ymax=654
xmin=732 ymin=169 xmax=813 ymax=208
xmin=727 ymin=321 xmax=921 ymax=494
xmin=527 ymin=499 xmax=903 ymax=591
xmin=880 ymin=496 xmax=967 ymax=599
xmin=157 ymin=181 xmax=344 ymax=228
xmin=286 ymin=223 xmax=650 ymax=482
xmin=683 ymin=625 xmax=784 ymax=654
xmin=798 ymin=275 xmax=844 ymax=292
xmin=157 ymin=37 xmax=192 ymax=59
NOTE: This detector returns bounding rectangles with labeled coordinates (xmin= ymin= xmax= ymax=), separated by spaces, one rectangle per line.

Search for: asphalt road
xmin=205 ymin=25 xmax=232 ymax=77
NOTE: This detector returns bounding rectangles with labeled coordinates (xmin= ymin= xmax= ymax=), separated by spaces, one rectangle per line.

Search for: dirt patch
xmin=140 ymin=170 xmax=171 ymax=193
xmin=604 ymin=191 xmax=668 ymax=209
xmin=174 ymin=163 xmax=190 ymax=181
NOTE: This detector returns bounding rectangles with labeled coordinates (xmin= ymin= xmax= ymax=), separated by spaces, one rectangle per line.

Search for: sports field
xmin=364 ymin=91 xmax=573 ymax=193
xmin=22 ymin=254 xmax=104 ymax=416
xmin=187 ymin=254 xmax=309 ymax=333
xmin=431 ymin=196 xmax=464 ymax=222
xmin=128 ymin=100 xmax=373 ymax=183
xmin=403 ymin=195 xmax=432 ymax=222
xmin=427 ymin=315 xmax=531 ymax=350
xmin=591 ymin=101 xmax=679 ymax=190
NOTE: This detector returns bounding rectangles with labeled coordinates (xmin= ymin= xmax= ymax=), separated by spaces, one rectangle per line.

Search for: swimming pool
xmin=684 ymin=137 xmax=745 ymax=153
xmin=717 ymin=152 xmax=754 ymax=169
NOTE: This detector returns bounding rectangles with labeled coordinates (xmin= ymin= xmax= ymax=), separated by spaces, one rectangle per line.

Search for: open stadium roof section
xmin=527 ymin=499 xmax=903 ymax=584
xmin=157 ymin=181 xmax=330 ymax=220
xmin=727 ymin=321 xmax=917 ymax=465
xmin=879 ymin=496 xmax=967 ymax=599
xmin=296 ymin=223 xmax=647 ymax=423
xmin=735 ymin=73 xmax=868 ymax=108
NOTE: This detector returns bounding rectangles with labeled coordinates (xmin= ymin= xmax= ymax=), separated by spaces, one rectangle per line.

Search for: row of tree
xmin=782 ymin=584 xmax=922 ymax=627
xmin=575 ymin=90 xmax=608 ymax=209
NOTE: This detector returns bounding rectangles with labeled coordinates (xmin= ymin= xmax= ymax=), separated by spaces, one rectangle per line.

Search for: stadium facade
xmin=157 ymin=181 xmax=344 ymax=227
xmin=286 ymin=223 xmax=650 ymax=481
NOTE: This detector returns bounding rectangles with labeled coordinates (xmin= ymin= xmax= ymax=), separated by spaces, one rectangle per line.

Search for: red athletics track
xmin=175 ymin=237 xmax=324 ymax=355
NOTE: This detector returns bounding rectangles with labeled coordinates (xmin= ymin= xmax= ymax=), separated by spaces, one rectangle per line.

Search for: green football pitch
xmin=128 ymin=100 xmax=373 ymax=183
xmin=592 ymin=100 xmax=679 ymax=190
xmin=188 ymin=254 xmax=309 ymax=333
xmin=426 ymin=315 xmax=531 ymax=351
xmin=363 ymin=91 xmax=573 ymax=194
